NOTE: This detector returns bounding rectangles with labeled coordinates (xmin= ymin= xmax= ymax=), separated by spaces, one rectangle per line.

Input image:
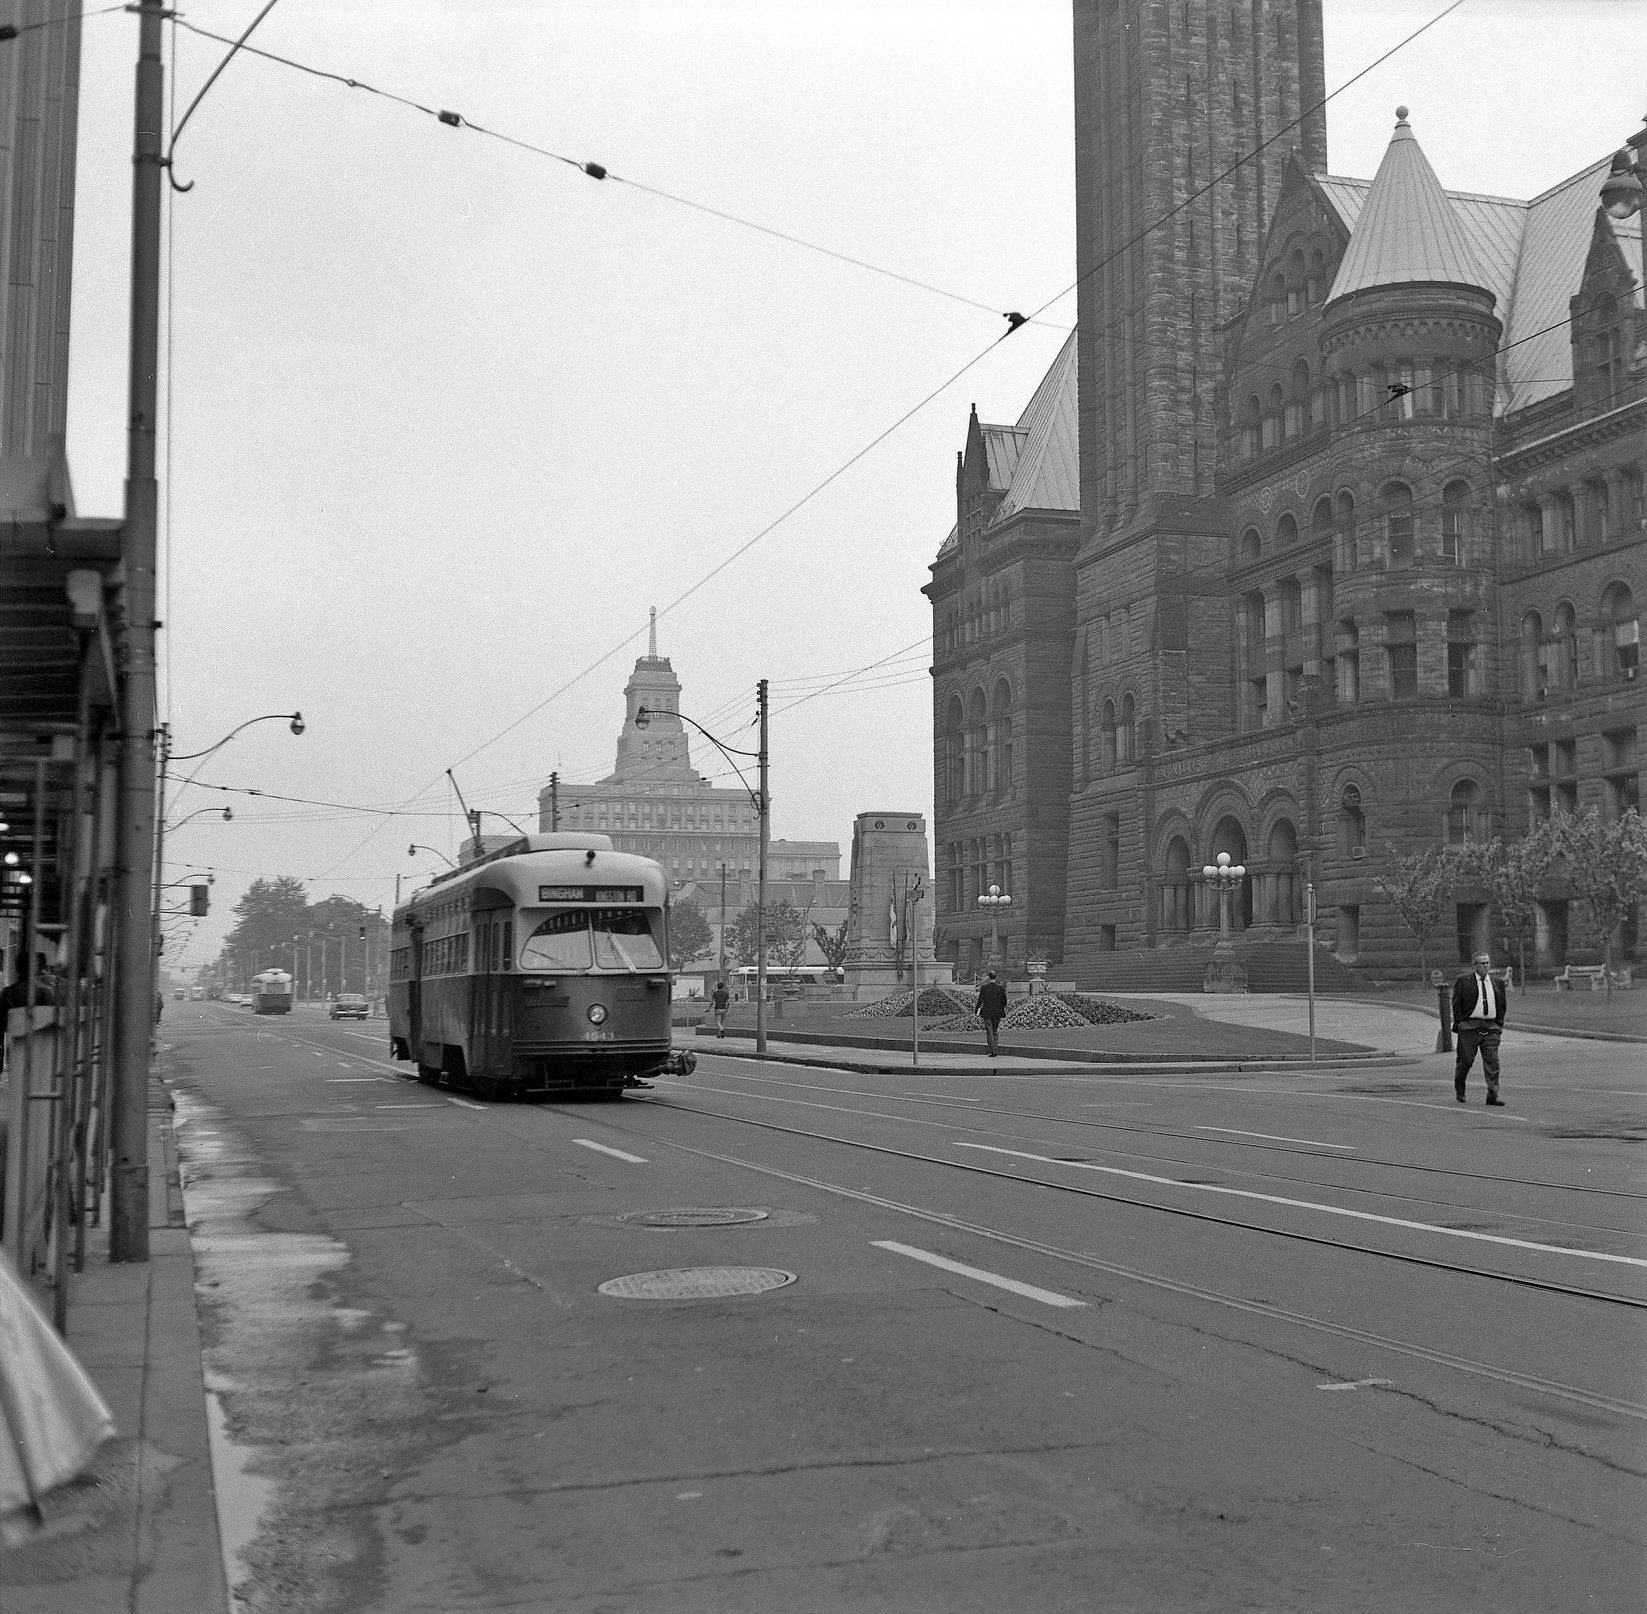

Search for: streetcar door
xmin=407 ymin=923 xmax=424 ymax=1054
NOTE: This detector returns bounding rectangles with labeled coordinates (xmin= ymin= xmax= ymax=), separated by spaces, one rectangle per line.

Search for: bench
xmin=1554 ymin=964 xmax=1609 ymax=991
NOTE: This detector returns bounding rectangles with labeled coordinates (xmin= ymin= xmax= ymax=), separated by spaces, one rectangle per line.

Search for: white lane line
xmin=327 ymin=1078 xmax=389 ymax=1084
xmin=376 ymin=1103 xmax=443 ymax=1109
xmin=952 ymin=1142 xmax=1647 ymax=1270
xmin=1318 ymin=1378 xmax=1392 ymax=1392
xmin=443 ymin=1095 xmax=485 ymax=1112
xmin=573 ymin=1138 xmax=649 ymax=1164
xmin=908 ymin=1093 xmax=979 ymax=1102
xmin=1198 ymin=1126 xmax=1355 ymax=1149
xmin=872 ymin=1240 xmax=1087 ymax=1309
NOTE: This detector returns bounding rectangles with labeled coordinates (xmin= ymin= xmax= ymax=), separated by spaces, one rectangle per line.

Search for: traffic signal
xmin=189 ymin=884 xmax=209 ymax=916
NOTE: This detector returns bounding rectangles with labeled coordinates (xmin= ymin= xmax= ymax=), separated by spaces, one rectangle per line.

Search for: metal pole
xmin=1305 ymin=880 xmax=1316 ymax=1061
xmin=755 ymin=679 xmax=768 ymax=1056
xmin=111 ymin=0 xmax=167 ymax=1262
xmin=910 ymin=878 xmax=922 ymax=1069
xmin=717 ymin=861 xmax=727 ymax=982
xmin=550 ymin=772 xmax=560 ymax=831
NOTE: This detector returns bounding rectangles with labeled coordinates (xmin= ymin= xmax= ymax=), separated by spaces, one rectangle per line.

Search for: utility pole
xmin=717 ymin=861 xmax=727 ymax=981
xmin=111 ymin=0 xmax=167 ymax=1262
xmin=549 ymin=772 xmax=559 ymax=831
xmin=755 ymin=679 xmax=769 ymax=1056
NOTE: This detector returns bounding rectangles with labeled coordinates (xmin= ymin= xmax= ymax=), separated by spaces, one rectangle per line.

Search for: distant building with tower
xmin=541 ymin=611 xmax=840 ymax=893
xmin=927 ymin=0 xmax=1643 ymax=985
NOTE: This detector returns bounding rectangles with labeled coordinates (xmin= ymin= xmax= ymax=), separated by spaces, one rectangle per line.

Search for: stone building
xmin=541 ymin=612 xmax=839 ymax=891
xmin=927 ymin=0 xmax=1643 ymax=985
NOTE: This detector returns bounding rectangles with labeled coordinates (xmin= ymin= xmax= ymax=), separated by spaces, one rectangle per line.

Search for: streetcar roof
xmin=394 ymin=836 xmax=667 ymax=920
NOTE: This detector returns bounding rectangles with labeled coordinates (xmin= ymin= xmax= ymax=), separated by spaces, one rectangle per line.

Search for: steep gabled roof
xmin=1325 ymin=109 xmax=1495 ymax=307
xmin=1317 ymin=142 xmax=1639 ymax=415
xmin=995 ymin=330 xmax=1080 ymax=521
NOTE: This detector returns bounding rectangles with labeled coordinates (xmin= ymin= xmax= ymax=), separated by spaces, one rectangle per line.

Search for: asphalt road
xmin=161 ymin=1001 xmax=1647 ymax=1614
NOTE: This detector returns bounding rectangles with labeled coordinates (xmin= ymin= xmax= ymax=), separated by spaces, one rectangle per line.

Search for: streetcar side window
xmin=502 ymin=921 xmax=512 ymax=971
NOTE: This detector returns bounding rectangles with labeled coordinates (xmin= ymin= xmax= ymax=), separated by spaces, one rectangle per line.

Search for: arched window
xmin=1268 ymin=271 xmax=1287 ymax=325
xmin=1602 ymin=583 xmax=1639 ymax=681
xmin=1287 ymin=358 xmax=1310 ymax=437
xmin=1241 ymin=395 xmax=1261 ymax=461
xmin=1307 ymin=247 xmax=1326 ymax=305
xmin=1440 ymin=480 xmax=1469 ymax=565
xmin=1118 ymin=693 xmax=1136 ymax=764
xmin=1447 ymin=779 xmax=1483 ymax=846
xmin=1077 ymin=648 xmax=1090 ymax=787
xmin=1337 ymin=619 xmax=1360 ymax=703
xmin=1554 ymin=602 xmax=1578 ymax=693
xmin=1265 ymin=382 xmax=1285 ymax=448
xmin=1311 ymin=496 xmax=1333 ymax=548
xmin=1341 ymin=784 xmax=1366 ymax=855
xmin=1100 ymin=699 xmax=1117 ymax=770
xmin=1381 ymin=481 xmax=1415 ymax=566
xmin=1335 ymin=490 xmax=1358 ymax=572
xmin=1521 ymin=610 xmax=1546 ymax=703
xmin=1275 ymin=512 xmax=1298 ymax=550
xmin=1240 ymin=526 xmax=1262 ymax=563
xmin=945 ymin=695 xmax=965 ymax=805
xmin=1286 ymin=250 xmax=1306 ymax=318
xmin=991 ymin=678 xmax=1014 ymax=796
xmin=1267 ymin=820 xmax=1299 ymax=924
xmin=968 ymin=688 xmax=988 ymax=798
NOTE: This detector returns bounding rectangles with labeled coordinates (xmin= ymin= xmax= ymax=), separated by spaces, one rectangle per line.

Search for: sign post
xmin=1304 ymin=882 xmax=1316 ymax=1061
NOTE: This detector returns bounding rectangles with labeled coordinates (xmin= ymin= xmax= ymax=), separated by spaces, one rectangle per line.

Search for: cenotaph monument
xmin=842 ymin=811 xmax=950 ymax=995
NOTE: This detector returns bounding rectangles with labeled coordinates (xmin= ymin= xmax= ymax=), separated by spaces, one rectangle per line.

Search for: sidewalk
xmin=0 ymin=1074 xmax=226 ymax=1614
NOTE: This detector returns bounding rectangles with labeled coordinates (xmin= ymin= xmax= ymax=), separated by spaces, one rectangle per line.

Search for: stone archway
xmin=1265 ymin=818 xmax=1300 ymax=926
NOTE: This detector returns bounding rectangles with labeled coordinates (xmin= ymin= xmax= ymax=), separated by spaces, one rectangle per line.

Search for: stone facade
xmin=928 ymin=5 xmax=1644 ymax=984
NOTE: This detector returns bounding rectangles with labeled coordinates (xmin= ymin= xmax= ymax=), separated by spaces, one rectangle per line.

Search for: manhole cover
xmin=622 ymin=1208 xmax=770 ymax=1228
xmin=598 ymin=1267 xmax=797 ymax=1300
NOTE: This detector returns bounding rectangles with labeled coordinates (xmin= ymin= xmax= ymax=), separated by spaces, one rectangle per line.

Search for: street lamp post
xmin=636 ymin=680 xmax=769 ymax=1052
xmin=408 ymin=844 xmax=455 ymax=870
xmin=976 ymin=883 xmax=1011 ymax=972
xmin=1200 ymin=851 xmax=1249 ymax=994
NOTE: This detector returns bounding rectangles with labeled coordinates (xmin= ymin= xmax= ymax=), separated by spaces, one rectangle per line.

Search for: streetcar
xmin=388 ymin=833 xmax=696 ymax=1097
xmin=249 ymin=969 xmax=294 ymax=1015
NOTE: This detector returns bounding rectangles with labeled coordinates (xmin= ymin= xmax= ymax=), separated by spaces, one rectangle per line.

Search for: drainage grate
xmin=621 ymin=1208 xmax=771 ymax=1228
xmin=598 ymin=1267 xmax=797 ymax=1300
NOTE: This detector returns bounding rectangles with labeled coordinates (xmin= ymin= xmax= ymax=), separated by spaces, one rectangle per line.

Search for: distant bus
xmin=250 ymin=970 xmax=294 ymax=1015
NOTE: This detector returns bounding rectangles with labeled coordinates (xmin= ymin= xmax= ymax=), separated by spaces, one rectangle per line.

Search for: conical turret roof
xmin=1325 ymin=108 xmax=1495 ymax=307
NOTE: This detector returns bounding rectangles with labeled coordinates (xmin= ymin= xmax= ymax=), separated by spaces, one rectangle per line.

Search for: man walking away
xmin=975 ymin=970 xmax=1008 ymax=1057
xmin=1451 ymin=950 xmax=1507 ymax=1106
xmin=711 ymin=978 xmax=730 ymax=1038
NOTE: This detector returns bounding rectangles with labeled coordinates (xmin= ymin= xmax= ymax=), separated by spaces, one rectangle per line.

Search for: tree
xmin=811 ymin=918 xmax=850 ymax=974
xmin=224 ymin=876 xmax=312 ymax=986
xmin=1458 ymin=819 xmax=1561 ymax=988
xmin=727 ymin=899 xmax=806 ymax=970
xmin=1549 ymin=808 xmax=1647 ymax=999
xmin=1374 ymin=845 xmax=1455 ymax=982
xmin=667 ymin=899 xmax=714 ymax=971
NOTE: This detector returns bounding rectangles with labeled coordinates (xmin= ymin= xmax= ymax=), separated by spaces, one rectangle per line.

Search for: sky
xmin=62 ymin=0 xmax=1644 ymax=976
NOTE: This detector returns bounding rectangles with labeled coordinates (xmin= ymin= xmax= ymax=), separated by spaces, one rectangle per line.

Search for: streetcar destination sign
xmin=538 ymin=884 xmax=645 ymax=903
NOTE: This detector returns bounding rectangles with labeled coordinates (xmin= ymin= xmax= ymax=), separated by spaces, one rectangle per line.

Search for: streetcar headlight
xmin=587 ymin=1003 xmax=608 ymax=1025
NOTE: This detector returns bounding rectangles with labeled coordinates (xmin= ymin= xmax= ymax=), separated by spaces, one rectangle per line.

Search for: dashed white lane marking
xmin=376 ymin=1103 xmax=443 ymax=1109
xmin=1197 ymin=1126 xmax=1354 ymax=1149
xmin=573 ymin=1138 xmax=649 ymax=1164
xmin=953 ymin=1142 xmax=1647 ymax=1270
xmin=443 ymin=1095 xmax=485 ymax=1111
xmin=327 ymin=1077 xmax=390 ymax=1083
xmin=872 ymin=1241 xmax=1086 ymax=1308
xmin=908 ymin=1093 xmax=978 ymax=1102
xmin=1318 ymin=1378 xmax=1393 ymax=1392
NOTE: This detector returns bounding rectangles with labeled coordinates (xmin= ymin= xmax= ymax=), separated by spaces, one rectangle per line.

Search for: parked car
xmin=329 ymin=993 xmax=370 ymax=1020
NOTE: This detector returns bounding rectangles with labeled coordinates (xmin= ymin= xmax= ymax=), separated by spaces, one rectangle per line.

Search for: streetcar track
xmin=685 ymin=1062 xmax=1647 ymax=1202
xmin=626 ymin=1092 xmax=1647 ymax=1311
xmin=667 ymin=1078 xmax=1644 ymax=1245
xmin=584 ymin=1101 xmax=1647 ymax=1423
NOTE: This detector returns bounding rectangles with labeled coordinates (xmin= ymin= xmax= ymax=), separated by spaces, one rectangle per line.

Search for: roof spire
xmin=1324 ymin=105 xmax=1493 ymax=308
xmin=648 ymin=605 xmax=657 ymax=659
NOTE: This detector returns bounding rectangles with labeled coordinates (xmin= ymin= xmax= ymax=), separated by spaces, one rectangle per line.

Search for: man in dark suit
xmin=1451 ymin=950 xmax=1507 ymax=1106
xmin=974 ymin=970 xmax=1008 ymax=1057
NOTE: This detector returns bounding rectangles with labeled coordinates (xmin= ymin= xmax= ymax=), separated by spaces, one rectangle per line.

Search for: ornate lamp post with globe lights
xmin=1201 ymin=851 xmax=1249 ymax=994
xmin=976 ymin=883 xmax=1012 ymax=972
